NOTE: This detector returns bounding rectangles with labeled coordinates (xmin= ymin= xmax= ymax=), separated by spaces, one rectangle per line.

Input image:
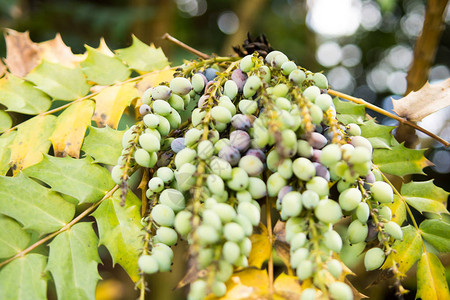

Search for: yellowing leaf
xmin=220 ymin=269 xmax=269 ymax=300
xmin=401 ymin=180 xmax=449 ymax=215
xmin=0 ymin=131 xmax=16 ymax=175
xmin=136 ymin=68 xmax=175 ymax=95
xmin=115 ymin=35 xmax=169 ymax=73
xmin=0 ymin=110 xmax=12 ymax=133
xmin=382 ymin=225 xmax=423 ymax=275
xmin=50 ymin=100 xmax=95 ymax=158
xmin=38 ymin=33 xmax=84 ymax=68
xmin=248 ymin=223 xmax=272 ymax=269
xmin=384 ymin=196 xmax=407 ymax=225
xmin=392 ymin=79 xmax=450 ymax=122
xmin=273 ymin=273 xmax=302 ymax=300
xmin=96 ymin=38 xmax=115 ymax=57
xmin=10 ymin=115 xmax=56 ymax=174
xmin=92 ymin=83 xmax=138 ymax=129
xmin=416 ymin=252 xmax=450 ymax=300
xmin=3 ymin=29 xmax=40 ymax=77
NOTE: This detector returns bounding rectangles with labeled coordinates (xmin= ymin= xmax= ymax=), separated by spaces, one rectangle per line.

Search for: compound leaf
xmin=382 ymin=225 xmax=423 ymax=275
xmin=0 ymin=214 xmax=31 ymax=259
xmin=401 ymin=180 xmax=449 ymax=215
xmin=0 ymin=253 xmax=47 ymax=300
xmin=23 ymin=155 xmax=115 ymax=204
xmin=416 ymin=252 xmax=450 ymax=300
xmin=92 ymin=190 xmax=142 ymax=282
xmin=81 ymin=126 xmax=124 ymax=165
xmin=360 ymin=119 xmax=395 ymax=149
xmin=373 ymin=144 xmax=432 ymax=177
xmin=115 ymin=35 xmax=169 ymax=72
xmin=47 ymin=223 xmax=101 ymax=300
xmin=0 ymin=130 xmax=16 ymax=175
xmin=25 ymin=60 xmax=90 ymax=100
xmin=9 ymin=114 xmax=56 ymax=174
xmin=419 ymin=219 xmax=450 ymax=252
xmin=0 ymin=173 xmax=75 ymax=234
xmin=92 ymin=83 xmax=138 ymax=129
xmin=50 ymin=100 xmax=94 ymax=158
xmin=0 ymin=74 xmax=51 ymax=114
xmin=81 ymin=45 xmax=131 ymax=85
xmin=333 ymin=97 xmax=366 ymax=125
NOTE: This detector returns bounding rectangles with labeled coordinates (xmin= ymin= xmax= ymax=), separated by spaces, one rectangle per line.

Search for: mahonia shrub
xmin=0 ymin=31 xmax=448 ymax=300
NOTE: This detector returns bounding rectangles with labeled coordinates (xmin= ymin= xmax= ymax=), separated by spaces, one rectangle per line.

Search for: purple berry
xmin=313 ymin=162 xmax=330 ymax=181
xmin=171 ymin=138 xmax=185 ymax=153
xmin=231 ymin=69 xmax=248 ymax=92
xmin=246 ymin=149 xmax=266 ymax=162
xmin=230 ymin=130 xmax=251 ymax=152
xmin=205 ymin=68 xmax=218 ymax=81
xmin=231 ymin=114 xmax=252 ymax=131
xmin=308 ymin=132 xmax=328 ymax=149
xmin=218 ymin=146 xmax=241 ymax=166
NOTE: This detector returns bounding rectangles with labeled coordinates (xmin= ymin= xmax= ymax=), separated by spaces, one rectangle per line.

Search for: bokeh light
xmin=217 ymin=11 xmax=239 ymax=35
xmin=316 ymin=42 xmax=342 ymax=67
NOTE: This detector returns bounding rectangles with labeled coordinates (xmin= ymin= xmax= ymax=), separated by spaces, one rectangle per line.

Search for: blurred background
xmin=0 ymin=0 xmax=449 ymax=299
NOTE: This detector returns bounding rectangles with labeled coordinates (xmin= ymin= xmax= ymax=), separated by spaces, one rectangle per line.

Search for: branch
xmin=327 ymin=89 xmax=449 ymax=148
xmin=162 ymin=33 xmax=210 ymax=59
xmin=0 ymin=185 xmax=119 ymax=269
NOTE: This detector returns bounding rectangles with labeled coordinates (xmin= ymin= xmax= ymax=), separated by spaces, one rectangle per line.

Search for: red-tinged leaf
xmin=38 ymin=33 xmax=84 ymax=68
xmin=416 ymin=252 xmax=450 ymax=300
xmin=50 ymin=100 xmax=95 ymax=158
xmin=92 ymin=83 xmax=139 ymax=129
xmin=248 ymin=223 xmax=272 ymax=269
xmin=3 ymin=29 xmax=40 ymax=77
xmin=392 ymin=79 xmax=450 ymax=122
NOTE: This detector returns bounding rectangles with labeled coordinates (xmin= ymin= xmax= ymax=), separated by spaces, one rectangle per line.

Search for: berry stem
xmin=0 ymin=185 xmax=119 ymax=269
xmin=327 ymin=89 xmax=449 ymax=148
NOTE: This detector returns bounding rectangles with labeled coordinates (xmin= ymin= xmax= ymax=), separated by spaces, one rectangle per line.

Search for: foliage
xmin=0 ymin=31 xmax=448 ymax=300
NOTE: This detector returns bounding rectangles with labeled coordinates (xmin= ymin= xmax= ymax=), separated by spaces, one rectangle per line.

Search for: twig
xmin=0 ymin=185 xmax=119 ymax=269
xmin=162 ymin=33 xmax=210 ymax=59
xmin=327 ymin=89 xmax=449 ymax=148
xmin=266 ymin=194 xmax=274 ymax=296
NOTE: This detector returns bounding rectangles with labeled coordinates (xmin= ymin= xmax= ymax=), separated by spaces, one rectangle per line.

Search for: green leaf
xmin=420 ymin=219 xmax=450 ymax=252
xmin=382 ymin=225 xmax=423 ymax=274
xmin=92 ymin=190 xmax=142 ymax=282
xmin=384 ymin=196 xmax=407 ymax=225
xmin=115 ymin=35 xmax=169 ymax=72
xmin=9 ymin=115 xmax=56 ymax=174
xmin=360 ymin=119 xmax=395 ymax=149
xmin=401 ymin=180 xmax=449 ymax=215
xmin=23 ymin=155 xmax=115 ymax=204
xmin=0 ymin=214 xmax=31 ymax=258
xmin=0 ymin=74 xmax=51 ymax=114
xmin=0 ymin=173 xmax=75 ymax=234
xmin=0 ymin=130 xmax=16 ymax=175
xmin=81 ymin=126 xmax=124 ymax=165
xmin=416 ymin=252 xmax=450 ymax=300
xmin=0 ymin=254 xmax=47 ymax=300
xmin=25 ymin=60 xmax=91 ymax=100
xmin=47 ymin=223 xmax=101 ymax=300
xmin=81 ymin=45 xmax=131 ymax=85
xmin=0 ymin=110 xmax=12 ymax=133
xmin=332 ymin=97 xmax=366 ymax=125
xmin=373 ymin=144 xmax=432 ymax=176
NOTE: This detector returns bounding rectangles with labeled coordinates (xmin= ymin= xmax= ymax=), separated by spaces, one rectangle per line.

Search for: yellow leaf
xmin=248 ymin=223 xmax=272 ymax=269
xmin=136 ymin=68 xmax=175 ymax=95
xmin=273 ymin=273 xmax=302 ymax=300
xmin=9 ymin=115 xmax=56 ymax=174
xmin=92 ymin=83 xmax=138 ymax=129
xmin=50 ymin=100 xmax=95 ymax=158
xmin=96 ymin=38 xmax=115 ymax=57
xmin=384 ymin=196 xmax=406 ymax=225
xmin=220 ymin=269 xmax=269 ymax=300
xmin=38 ymin=33 xmax=85 ymax=68
xmin=416 ymin=252 xmax=450 ymax=300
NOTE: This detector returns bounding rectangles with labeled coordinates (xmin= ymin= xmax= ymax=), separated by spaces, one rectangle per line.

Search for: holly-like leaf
xmin=382 ymin=225 xmax=423 ymax=275
xmin=0 ymin=173 xmax=75 ymax=234
xmin=81 ymin=45 xmax=131 ymax=85
xmin=419 ymin=219 xmax=450 ymax=252
xmin=0 ymin=214 xmax=31 ymax=258
xmin=47 ymin=223 xmax=101 ymax=300
xmin=81 ymin=126 xmax=124 ymax=165
xmin=25 ymin=60 xmax=91 ymax=100
xmin=3 ymin=29 xmax=40 ymax=77
xmin=0 ymin=253 xmax=47 ymax=300
xmin=273 ymin=273 xmax=302 ymax=300
xmin=9 ymin=115 xmax=56 ymax=174
xmin=416 ymin=252 xmax=450 ymax=300
xmin=220 ymin=268 xmax=269 ymax=299
xmin=0 ymin=74 xmax=52 ymax=114
xmin=248 ymin=223 xmax=271 ymax=269
xmin=383 ymin=196 xmax=407 ymax=225
xmin=136 ymin=68 xmax=176 ymax=94
xmin=392 ymin=78 xmax=450 ymax=122
xmin=0 ymin=110 xmax=12 ymax=133
xmin=360 ymin=119 xmax=395 ymax=149
xmin=333 ymin=97 xmax=366 ymax=125
xmin=115 ymin=35 xmax=169 ymax=73
xmin=23 ymin=155 xmax=115 ymax=204
xmin=49 ymin=100 xmax=95 ymax=158
xmin=92 ymin=190 xmax=143 ymax=282
xmin=0 ymin=131 xmax=16 ymax=175
xmin=401 ymin=180 xmax=449 ymax=215
xmin=92 ymin=83 xmax=138 ymax=129
xmin=372 ymin=144 xmax=432 ymax=177
xmin=38 ymin=33 xmax=84 ymax=68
